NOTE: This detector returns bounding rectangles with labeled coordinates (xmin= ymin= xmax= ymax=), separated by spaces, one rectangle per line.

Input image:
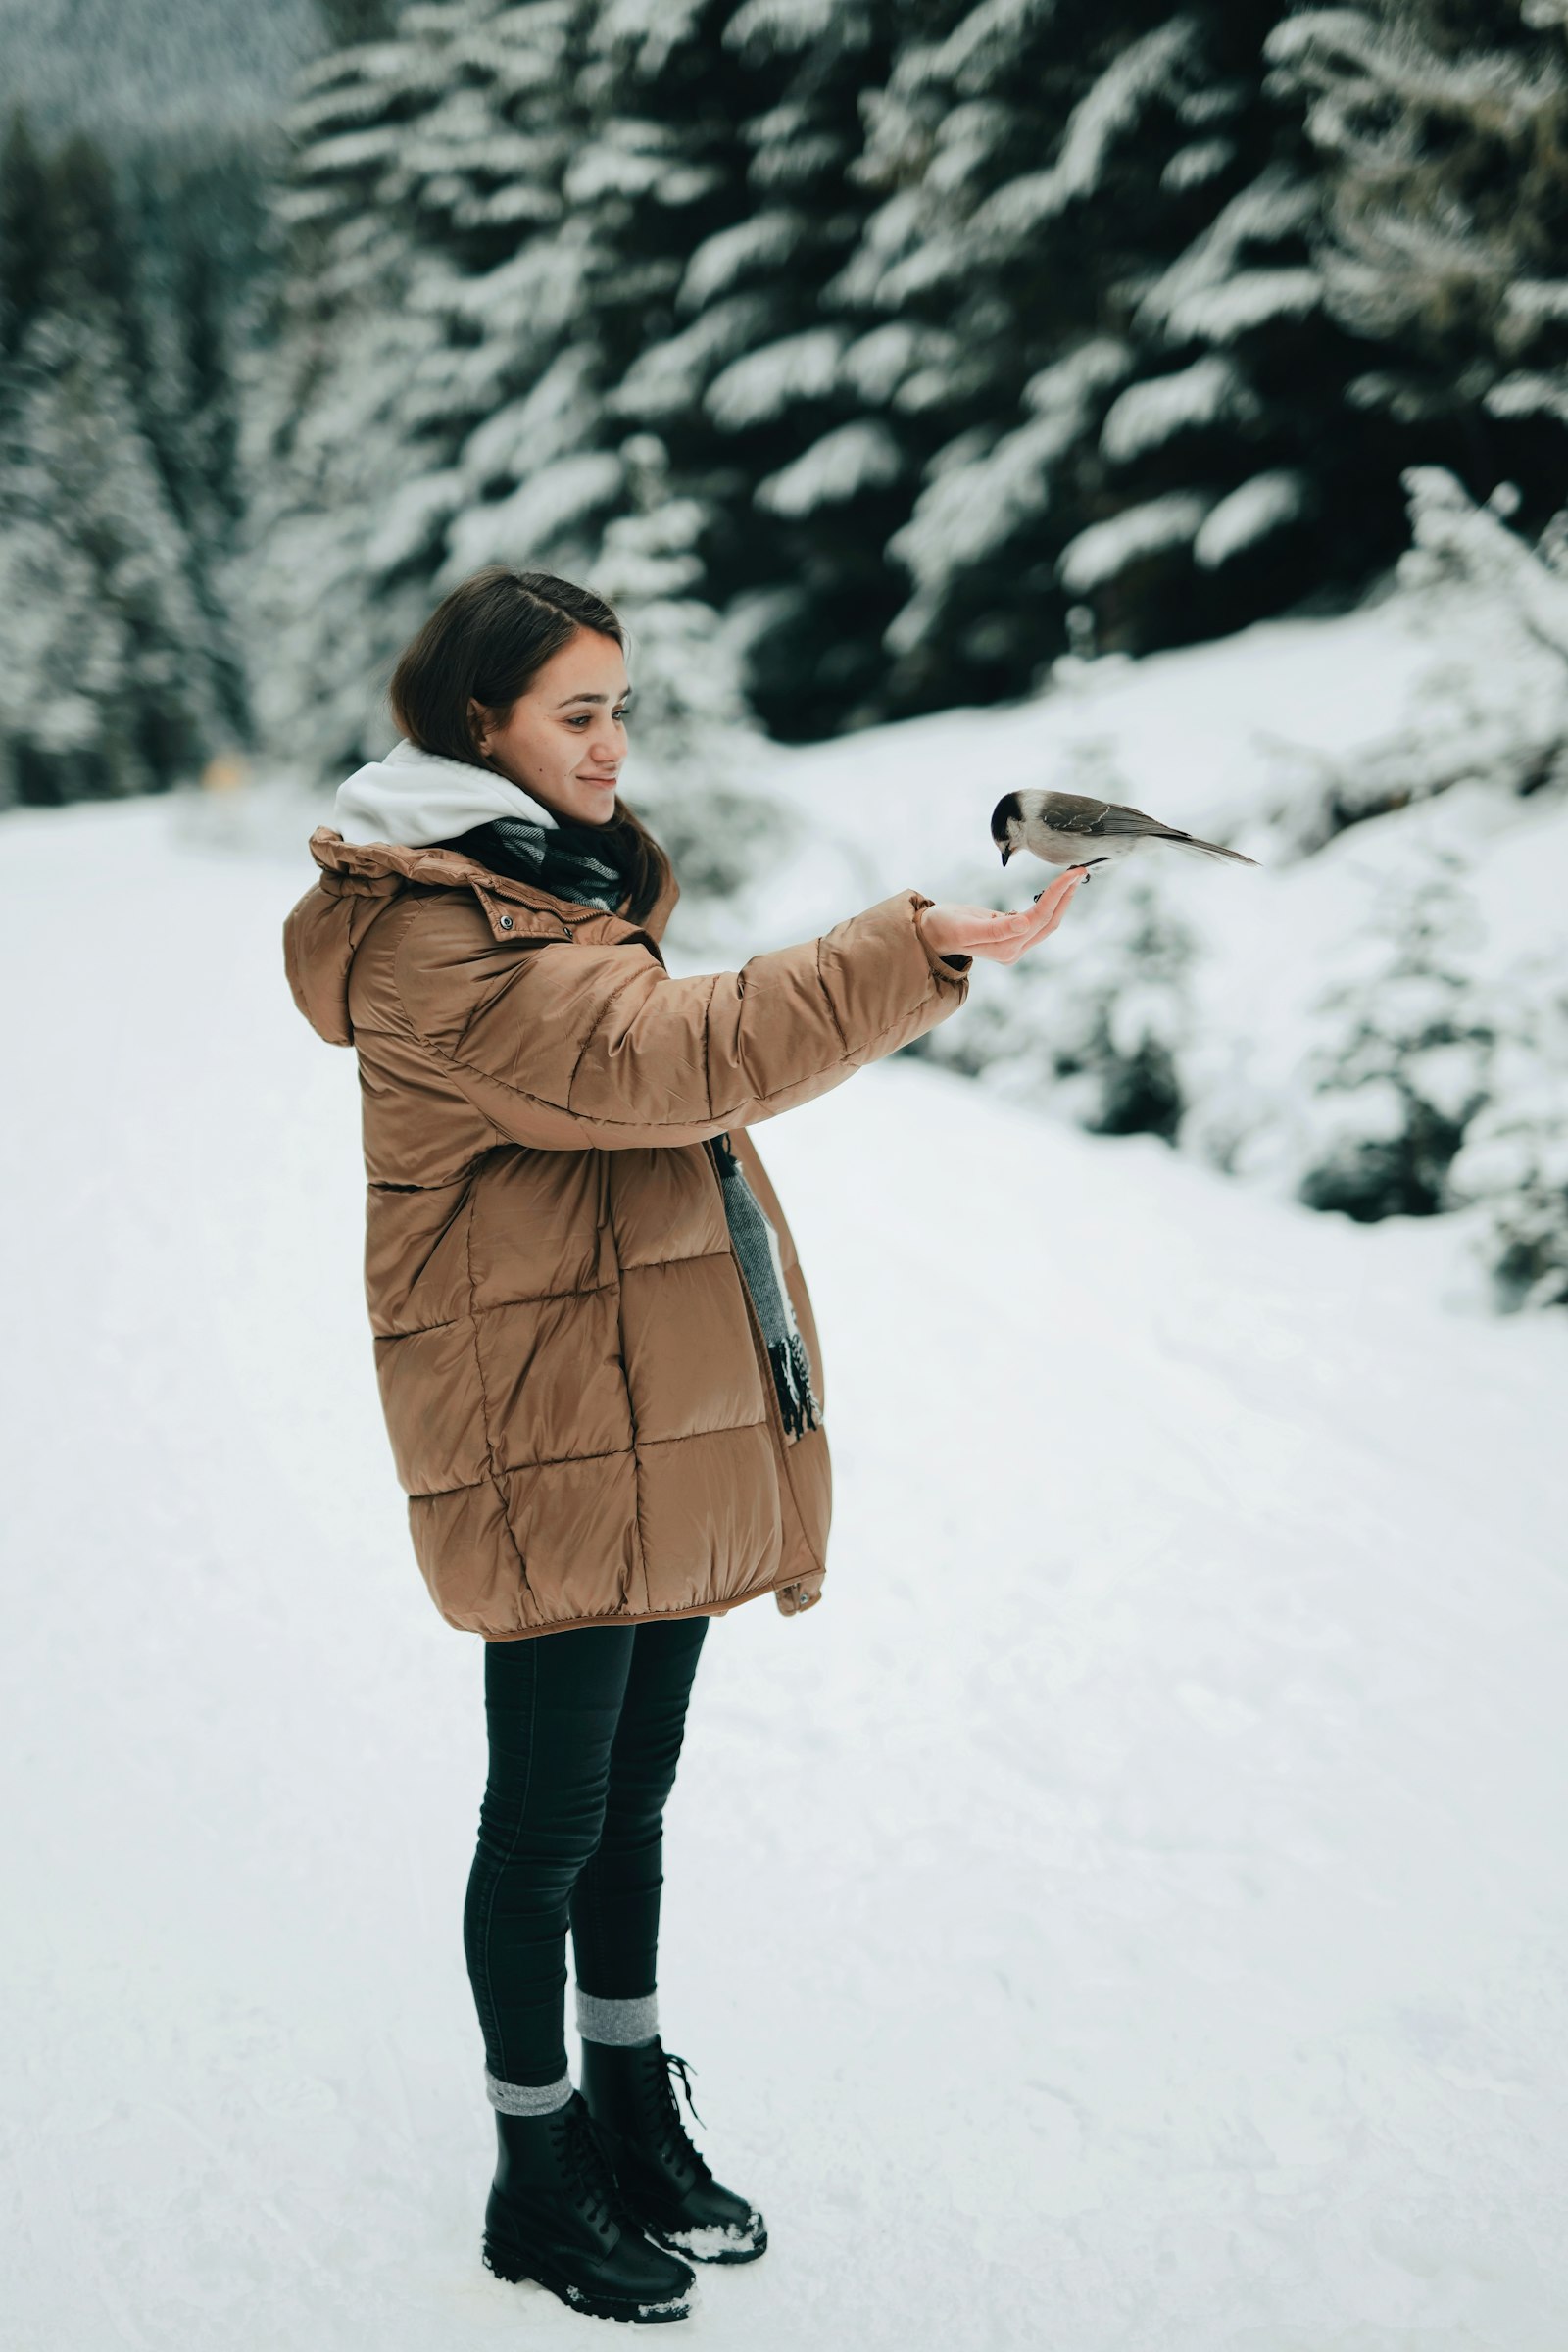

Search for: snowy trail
xmin=4 ymin=797 xmax=1567 ymax=2350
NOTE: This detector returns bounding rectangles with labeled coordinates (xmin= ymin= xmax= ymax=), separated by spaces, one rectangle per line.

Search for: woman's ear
xmin=466 ymin=695 xmax=491 ymax=758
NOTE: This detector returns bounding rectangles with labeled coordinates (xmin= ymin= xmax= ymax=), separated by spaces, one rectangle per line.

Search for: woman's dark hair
xmin=388 ymin=565 xmax=669 ymax=923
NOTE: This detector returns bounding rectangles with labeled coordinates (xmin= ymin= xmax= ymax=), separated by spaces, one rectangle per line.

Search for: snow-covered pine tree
xmin=238 ymin=1 xmax=589 ymax=778
xmin=1296 ymin=845 xmax=1494 ymax=1222
xmin=1268 ymin=0 xmax=1568 ymax=540
xmin=0 ymin=120 xmax=230 ymax=804
xmin=1041 ymin=868 xmax=1198 ymax=1138
xmin=913 ymin=865 xmax=1199 ymax=1135
xmin=603 ymin=0 xmax=907 ymax=738
xmin=1449 ymin=971 xmax=1568 ymax=1311
xmin=501 ymin=0 xmax=766 ymax=750
xmin=826 ymin=0 xmax=1361 ymax=711
xmin=116 ymin=137 xmax=266 ymax=751
xmin=804 ymin=0 xmax=1166 ymax=712
xmin=0 ymin=105 xmax=49 ymax=358
xmin=242 ymin=0 xmax=757 ymax=780
xmin=320 ymin=0 xmax=400 ymax=37
xmin=1248 ymin=466 xmax=1568 ymax=861
xmin=1053 ymin=1 xmax=1417 ymax=659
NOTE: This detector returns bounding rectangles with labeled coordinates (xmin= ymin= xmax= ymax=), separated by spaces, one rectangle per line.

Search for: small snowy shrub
xmin=1296 ymin=850 xmax=1494 ymax=1221
xmin=1257 ymin=471 xmax=1568 ymax=859
xmin=1449 ymin=974 xmax=1568 ymax=1311
xmin=912 ymin=866 xmax=1198 ymax=1144
xmin=1048 ymin=876 xmax=1197 ymax=1140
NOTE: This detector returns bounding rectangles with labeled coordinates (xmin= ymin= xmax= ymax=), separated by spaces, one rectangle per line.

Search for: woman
xmin=282 ymin=568 xmax=1086 ymax=2326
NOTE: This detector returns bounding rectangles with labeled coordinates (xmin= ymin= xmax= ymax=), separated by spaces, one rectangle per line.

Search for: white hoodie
xmin=331 ymin=736 xmax=560 ymax=848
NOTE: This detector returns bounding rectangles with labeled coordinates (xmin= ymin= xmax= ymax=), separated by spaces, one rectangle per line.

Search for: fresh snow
xmin=1099 ymin=356 xmax=1254 ymax=466
xmin=703 ymin=327 xmax=846 ymax=431
xmin=1193 ymin=467 xmax=1306 ymax=569
xmin=755 ymin=418 xmax=904 ymax=516
xmin=1058 ymin=492 xmax=1213 ymax=594
xmin=4 ymin=789 xmax=1566 ymax=2347
xmin=678 ymin=211 xmax=802 ymax=312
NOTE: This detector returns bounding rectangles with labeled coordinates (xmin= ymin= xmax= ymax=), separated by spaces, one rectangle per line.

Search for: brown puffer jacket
xmin=283 ymin=827 xmax=970 ymax=1641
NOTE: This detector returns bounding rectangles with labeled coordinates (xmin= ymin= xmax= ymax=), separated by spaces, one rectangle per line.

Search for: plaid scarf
xmin=438 ymin=813 xmax=634 ymax=914
xmin=436 ymin=817 xmax=822 ymax=1446
xmin=708 ymin=1133 xmax=821 ymax=1442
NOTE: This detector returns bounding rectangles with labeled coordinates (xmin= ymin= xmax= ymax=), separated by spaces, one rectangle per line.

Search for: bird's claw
xmin=1036 ymin=868 xmax=1094 ymax=905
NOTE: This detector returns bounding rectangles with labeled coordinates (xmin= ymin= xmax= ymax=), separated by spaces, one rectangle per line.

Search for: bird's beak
xmin=999 ymin=845 xmax=1011 ymax=868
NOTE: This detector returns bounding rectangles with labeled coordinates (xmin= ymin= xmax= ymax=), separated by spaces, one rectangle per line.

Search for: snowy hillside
xmin=4 ymin=795 xmax=1567 ymax=2348
xmin=646 ymin=481 xmax=1568 ymax=1321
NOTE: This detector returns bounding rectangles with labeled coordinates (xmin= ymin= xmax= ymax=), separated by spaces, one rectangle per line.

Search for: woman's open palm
xmin=919 ymin=864 xmax=1089 ymax=965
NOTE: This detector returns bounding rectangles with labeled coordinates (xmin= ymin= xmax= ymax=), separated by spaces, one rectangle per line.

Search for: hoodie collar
xmin=332 ymin=736 xmax=563 ymax=849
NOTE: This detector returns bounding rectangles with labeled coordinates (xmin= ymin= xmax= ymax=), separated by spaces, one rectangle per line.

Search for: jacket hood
xmin=283 ymin=827 xmax=681 ymax=1050
xmin=287 ymin=738 xmax=617 ymax=1049
xmin=332 ymin=735 xmax=562 ymax=847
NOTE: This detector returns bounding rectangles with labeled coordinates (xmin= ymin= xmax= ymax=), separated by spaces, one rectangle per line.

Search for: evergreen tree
xmin=603 ymin=0 xmax=905 ymax=737
xmin=806 ymin=4 xmax=1293 ymax=706
xmin=1269 ymin=0 xmax=1568 ymax=536
xmin=115 ymin=137 xmax=264 ymax=745
xmin=319 ymin=0 xmax=400 ymax=39
xmin=1450 ymin=974 xmax=1568 ymax=1311
xmin=238 ymin=0 xmax=1568 ymax=766
xmin=1296 ymin=846 xmax=1494 ymax=1222
xmin=0 ymin=106 xmax=50 ymax=357
xmin=1068 ymin=7 xmax=1426 ymax=659
xmin=832 ymin=1 xmax=1409 ymax=700
xmin=240 ymin=1 xmax=583 ymax=774
xmin=243 ymin=0 xmax=759 ymax=778
xmin=0 ymin=119 xmax=231 ymax=804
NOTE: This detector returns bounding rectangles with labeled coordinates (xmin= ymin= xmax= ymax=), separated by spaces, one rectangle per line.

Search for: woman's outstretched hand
xmin=919 ymin=864 xmax=1090 ymax=966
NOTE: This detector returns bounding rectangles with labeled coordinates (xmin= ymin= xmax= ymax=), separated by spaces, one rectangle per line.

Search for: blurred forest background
xmin=2 ymin=0 xmax=1566 ymax=1312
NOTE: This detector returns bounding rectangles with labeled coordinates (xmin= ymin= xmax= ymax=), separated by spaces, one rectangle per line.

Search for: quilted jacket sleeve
xmin=392 ymin=887 xmax=971 ymax=1152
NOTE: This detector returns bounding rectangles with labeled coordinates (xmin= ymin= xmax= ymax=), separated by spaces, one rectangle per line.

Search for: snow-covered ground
xmin=4 ymin=791 xmax=1567 ymax=2350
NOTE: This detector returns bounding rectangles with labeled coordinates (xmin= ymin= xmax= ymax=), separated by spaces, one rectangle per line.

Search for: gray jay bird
xmin=992 ymin=788 xmax=1258 ymax=878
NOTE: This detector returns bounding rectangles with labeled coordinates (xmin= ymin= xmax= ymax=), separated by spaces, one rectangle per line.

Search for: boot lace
xmin=559 ymin=2094 xmax=638 ymax=2233
xmin=644 ymin=2049 xmax=713 ymax=2182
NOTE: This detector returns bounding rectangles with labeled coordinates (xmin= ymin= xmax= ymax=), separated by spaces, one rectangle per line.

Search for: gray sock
xmin=485 ymin=2065 xmax=572 ymax=2116
xmin=576 ymin=1987 xmax=660 ymax=2048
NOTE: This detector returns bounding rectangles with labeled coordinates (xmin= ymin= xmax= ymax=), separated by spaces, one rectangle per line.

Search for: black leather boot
xmin=580 ymin=2039 xmax=767 ymax=2265
xmin=482 ymin=2089 xmax=697 ymax=2323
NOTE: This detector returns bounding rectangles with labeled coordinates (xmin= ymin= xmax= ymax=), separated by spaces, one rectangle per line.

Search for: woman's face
xmin=469 ymin=629 xmax=631 ymax=827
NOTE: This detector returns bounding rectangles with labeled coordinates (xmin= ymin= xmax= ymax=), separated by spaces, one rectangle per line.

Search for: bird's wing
xmin=1093 ymin=801 xmax=1174 ymax=836
xmin=1044 ymin=790 xmax=1251 ymax=854
xmin=1038 ymin=793 xmax=1115 ymax=834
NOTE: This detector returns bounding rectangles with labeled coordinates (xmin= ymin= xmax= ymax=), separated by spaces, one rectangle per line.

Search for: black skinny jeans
xmin=464 ymin=1617 xmax=709 ymax=2088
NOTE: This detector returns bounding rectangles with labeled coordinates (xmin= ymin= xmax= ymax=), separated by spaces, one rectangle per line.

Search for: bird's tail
xmin=1162 ymin=830 xmax=1258 ymax=867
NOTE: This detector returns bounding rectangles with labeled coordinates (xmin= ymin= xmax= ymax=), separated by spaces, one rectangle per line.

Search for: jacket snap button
xmin=498 ymin=914 xmax=514 ymax=930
